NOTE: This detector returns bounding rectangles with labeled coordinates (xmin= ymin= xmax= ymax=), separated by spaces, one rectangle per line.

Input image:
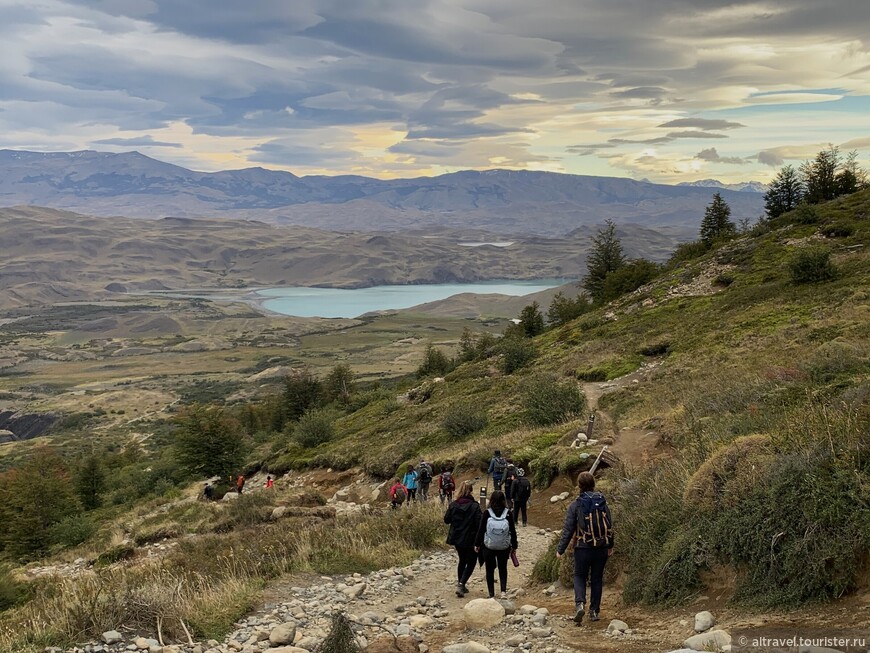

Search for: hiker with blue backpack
xmin=556 ymin=471 xmax=614 ymax=625
xmin=474 ymin=490 xmax=518 ymax=599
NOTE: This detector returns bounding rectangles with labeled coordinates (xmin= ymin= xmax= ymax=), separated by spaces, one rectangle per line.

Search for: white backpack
xmin=483 ymin=508 xmax=511 ymax=550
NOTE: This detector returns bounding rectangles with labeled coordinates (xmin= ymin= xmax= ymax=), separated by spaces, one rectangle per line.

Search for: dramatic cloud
xmin=0 ymin=0 xmax=867 ymax=183
xmin=695 ymin=148 xmax=747 ymax=164
xmin=658 ymin=119 xmax=746 ymax=131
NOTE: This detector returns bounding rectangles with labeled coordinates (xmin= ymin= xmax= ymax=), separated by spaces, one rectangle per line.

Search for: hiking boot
xmin=500 ymin=591 xmax=508 ymax=600
xmin=455 ymin=582 xmax=464 ymax=598
xmin=573 ymin=603 xmax=585 ymax=625
xmin=460 ymin=583 xmax=469 ymax=595
xmin=589 ymin=610 xmax=600 ymax=622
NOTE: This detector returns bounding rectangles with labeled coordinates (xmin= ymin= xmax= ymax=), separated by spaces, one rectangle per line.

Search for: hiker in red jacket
xmin=236 ymin=474 xmax=245 ymax=494
xmin=389 ymin=478 xmax=408 ymax=509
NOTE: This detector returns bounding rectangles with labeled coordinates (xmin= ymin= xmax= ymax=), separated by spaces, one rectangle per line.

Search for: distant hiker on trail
xmin=438 ymin=467 xmax=456 ymax=504
xmin=203 ymin=483 xmax=214 ymax=501
xmin=488 ymin=450 xmax=508 ymax=491
xmin=510 ymin=467 xmax=531 ymax=527
xmin=264 ymin=476 xmax=274 ymax=489
xmin=389 ymin=478 xmax=408 ymax=510
xmin=444 ymin=480 xmax=482 ymax=598
xmin=504 ymin=459 xmax=517 ymax=508
xmin=417 ymin=459 xmax=433 ymax=502
xmin=556 ymin=471 xmax=614 ymax=625
xmin=236 ymin=474 xmax=245 ymax=494
xmin=402 ymin=465 xmax=419 ymax=502
xmin=475 ymin=490 xmax=518 ymax=599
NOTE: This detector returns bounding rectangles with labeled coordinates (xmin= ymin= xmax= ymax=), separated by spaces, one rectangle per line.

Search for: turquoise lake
xmin=258 ymin=280 xmax=568 ymax=318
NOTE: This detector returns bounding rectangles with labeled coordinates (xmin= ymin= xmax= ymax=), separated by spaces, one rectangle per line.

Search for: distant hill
xmin=0 ymin=150 xmax=765 ymax=236
xmin=0 ymin=206 xmax=686 ymax=309
xmin=676 ymin=178 xmax=768 ymax=193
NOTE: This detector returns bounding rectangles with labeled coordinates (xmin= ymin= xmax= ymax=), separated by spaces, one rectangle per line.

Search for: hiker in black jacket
xmin=475 ymin=490 xmax=518 ymax=599
xmin=444 ymin=480 xmax=482 ymax=597
xmin=510 ymin=467 xmax=532 ymax=527
xmin=556 ymin=471 xmax=614 ymax=625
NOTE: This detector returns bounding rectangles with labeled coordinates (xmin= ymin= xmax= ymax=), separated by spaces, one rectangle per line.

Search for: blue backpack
xmin=575 ymin=491 xmax=612 ymax=547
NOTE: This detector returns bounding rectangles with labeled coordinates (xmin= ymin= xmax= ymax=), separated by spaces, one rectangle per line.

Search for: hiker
xmin=487 ymin=449 xmax=508 ymax=491
xmin=417 ymin=459 xmax=434 ymax=502
xmin=474 ymin=490 xmax=518 ymax=599
xmin=236 ymin=474 xmax=245 ymax=494
xmin=438 ymin=466 xmax=456 ymax=504
xmin=510 ymin=467 xmax=532 ymax=527
xmin=389 ymin=478 xmax=408 ymax=509
xmin=264 ymin=475 xmax=274 ymax=489
xmin=402 ymin=465 xmax=419 ymax=502
xmin=504 ymin=459 xmax=517 ymax=508
xmin=556 ymin=471 xmax=614 ymax=625
xmin=444 ymin=480 xmax=482 ymax=598
xmin=203 ymin=482 xmax=214 ymax=501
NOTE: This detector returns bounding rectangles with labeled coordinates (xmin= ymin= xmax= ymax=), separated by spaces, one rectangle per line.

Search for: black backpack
xmin=493 ymin=456 xmax=507 ymax=475
xmin=575 ymin=491 xmax=612 ymax=547
xmin=418 ymin=464 xmax=433 ymax=483
xmin=514 ymin=477 xmax=531 ymax=502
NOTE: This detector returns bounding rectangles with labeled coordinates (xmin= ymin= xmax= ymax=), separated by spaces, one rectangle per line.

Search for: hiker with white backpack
xmin=556 ymin=471 xmax=614 ymax=625
xmin=474 ymin=490 xmax=518 ymax=599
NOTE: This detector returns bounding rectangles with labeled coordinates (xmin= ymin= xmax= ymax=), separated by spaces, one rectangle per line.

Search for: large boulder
xmin=607 ymin=619 xmax=630 ymax=634
xmin=102 ymin=631 xmax=123 ymax=645
xmin=443 ymin=643 xmax=490 ymax=653
xmin=683 ymin=629 xmax=731 ymax=652
xmin=463 ymin=598 xmax=505 ymax=630
xmin=269 ymin=622 xmax=297 ymax=646
xmin=694 ymin=611 xmax=715 ymax=632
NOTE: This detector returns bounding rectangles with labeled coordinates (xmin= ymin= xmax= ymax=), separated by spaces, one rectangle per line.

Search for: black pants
xmin=513 ymin=500 xmax=528 ymax=525
xmin=455 ymin=546 xmax=477 ymax=585
xmin=483 ymin=547 xmax=510 ymax=596
xmin=492 ymin=476 xmax=503 ymax=491
xmin=573 ymin=547 xmax=609 ymax=611
xmin=407 ymin=488 xmax=417 ymax=501
xmin=504 ymin=481 xmax=513 ymax=507
xmin=419 ymin=482 xmax=430 ymax=501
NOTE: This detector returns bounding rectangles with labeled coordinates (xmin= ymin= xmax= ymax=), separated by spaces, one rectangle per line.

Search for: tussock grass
xmin=0 ymin=504 xmax=446 ymax=652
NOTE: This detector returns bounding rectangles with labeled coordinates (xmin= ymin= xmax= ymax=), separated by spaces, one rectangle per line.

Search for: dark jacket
xmin=511 ymin=477 xmax=532 ymax=503
xmin=444 ymin=496 xmax=482 ymax=548
xmin=475 ymin=507 xmax=519 ymax=551
xmin=557 ymin=491 xmax=614 ymax=554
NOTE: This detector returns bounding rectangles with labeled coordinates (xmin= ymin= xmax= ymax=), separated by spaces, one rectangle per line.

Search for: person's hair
xmin=578 ymin=471 xmax=596 ymax=493
xmin=458 ymin=480 xmax=474 ymax=498
xmin=494 ymin=449 xmax=501 ymax=456
xmin=489 ymin=490 xmax=507 ymax=513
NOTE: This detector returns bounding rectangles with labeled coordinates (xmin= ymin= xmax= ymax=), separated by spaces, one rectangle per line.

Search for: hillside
xmin=0 ymin=206 xmax=683 ymax=309
xmin=0 ymin=150 xmax=765 ymax=235
xmin=0 ymin=191 xmax=866 ymax=653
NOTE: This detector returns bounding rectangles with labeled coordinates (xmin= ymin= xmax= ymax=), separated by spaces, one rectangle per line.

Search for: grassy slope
xmin=267 ymin=190 xmax=869 ymax=604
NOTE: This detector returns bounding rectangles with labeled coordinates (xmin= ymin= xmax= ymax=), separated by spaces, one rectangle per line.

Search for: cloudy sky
xmin=1 ymin=0 xmax=869 ymax=182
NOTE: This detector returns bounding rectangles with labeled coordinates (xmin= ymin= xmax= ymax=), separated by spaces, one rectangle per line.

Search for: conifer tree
xmin=699 ymin=192 xmax=736 ymax=246
xmin=583 ymin=219 xmax=625 ymax=302
xmin=75 ymin=455 xmax=106 ymax=510
xmin=175 ymin=405 xmax=245 ymax=478
xmin=801 ymin=145 xmax=840 ymax=204
xmin=519 ymin=302 xmax=545 ymax=337
xmin=764 ymin=165 xmax=803 ymax=218
xmin=324 ymin=364 xmax=355 ymax=404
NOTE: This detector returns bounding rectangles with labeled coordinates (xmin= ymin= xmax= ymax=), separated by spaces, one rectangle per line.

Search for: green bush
xmin=416 ymin=344 xmax=454 ymax=377
xmin=667 ymin=240 xmax=709 ymax=268
xmin=792 ymin=202 xmax=821 ymax=224
xmin=499 ymin=337 xmax=537 ymax=374
xmin=0 ymin=567 xmax=26 ymax=612
xmin=522 ymin=375 xmax=586 ymax=426
xmin=820 ymin=223 xmax=854 ymax=238
xmin=293 ymin=409 xmax=337 ymax=448
xmin=789 ymin=247 xmax=837 ymax=284
xmin=441 ymin=404 xmax=488 ymax=439
xmin=530 ymin=537 xmax=561 ymax=584
xmin=48 ymin=515 xmax=96 ymax=549
xmin=576 ymin=367 xmax=606 ymax=382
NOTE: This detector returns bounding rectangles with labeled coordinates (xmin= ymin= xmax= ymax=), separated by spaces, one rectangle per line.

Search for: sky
xmin=1 ymin=0 xmax=868 ymax=183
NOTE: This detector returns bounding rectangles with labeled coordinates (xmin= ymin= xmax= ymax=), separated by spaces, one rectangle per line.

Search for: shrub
xmin=522 ymin=375 xmax=586 ymax=426
xmin=441 ymin=404 xmax=488 ymax=439
xmin=318 ymin=613 xmax=359 ymax=653
xmin=789 ymin=247 xmax=837 ymax=284
xmin=48 ymin=515 xmax=96 ymax=549
xmin=576 ymin=367 xmax=606 ymax=382
xmin=499 ymin=337 xmax=537 ymax=374
xmin=530 ymin=537 xmax=561 ymax=584
xmin=820 ymin=222 xmax=854 ymax=238
xmin=175 ymin=405 xmax=246 ymax=478
xmin=416 ymin=344 xmax=453 ymax=377
xmin=0 ymin=567 xmax=26 ymax=612
xmin=283 ymin=368 xmax=324 ymax=422
xmin=667 ymin=240 xmax=709 ymax=268
xmin=638 ymin=341 xmax=671 ymax=357
xmin=293 ymin=409 xmax=337 ymax=449
xmin=792 ymin=202 xmax=820 ymax=224
xmin=95 ymin=544 xmax=136 ymax=567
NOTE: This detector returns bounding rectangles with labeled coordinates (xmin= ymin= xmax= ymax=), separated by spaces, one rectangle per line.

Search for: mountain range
xmin=676 ymin=178 xmax=769 ymax=193
xmin=0 ymin=150 xmax=765 ymax=236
